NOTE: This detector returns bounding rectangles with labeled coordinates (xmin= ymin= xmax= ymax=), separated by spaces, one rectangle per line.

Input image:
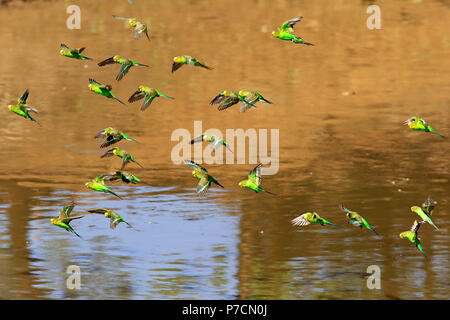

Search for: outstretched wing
xmin=116 ymin=63 xmax=132 ymax=81
xmin=128 ymin=90 xmax=146 ymax=103
xmin=100 ymin=148 xmax=116 ymax=158
xmin=411 ymin=220 xmax=421 ymax=233
xmin=140 ymin=93 xmax=156 ymax=111
xmin=98 ymin=56 xmax=116 ymax=67
xmin=190 ymin=135 xmax=206 ymax=144
xmin=184 ymin=160 xmax=208 ymax=173
xmin=87 ymin=208 xmax=109 ymax=215
xmin=281 ymin=16 xmax=303 ymax=32
xmin=291 ymin=214 xmax=310 ymax=227
xmin=18 ymin=89 xmax=29 ymax=104
xmin=196 ymin=175 xmax=211 ymax=196
xmin=59 ymin=203 xmax=75 ymax=220
xmin=218 ymin=96 xmax=239 ymax=111
xmin=172 ymin=62 xmax=184 ymax=73
xmin=248 ymin=163 xmax=262 ymax=186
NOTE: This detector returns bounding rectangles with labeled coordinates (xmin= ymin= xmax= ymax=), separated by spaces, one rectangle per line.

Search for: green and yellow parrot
xmin=272 ymin=16 xmax=314 ymax=46
xmin=210 ymin=90 xmax=256 ymax=112
xmin=101 ymin=147 xmax=144 ymax=170
xmin=339 ymin=204 xmax=378 ymax=235
xmin=291 ymin=212 xmax=336 ymax=227
xmin=189 ymin=134 xmax=233 ymax=153
xmin=60 ymin=44 xmax=92 ymax=60
xmin=404 ymin=117 xmax=445 ymax=138
xmin=87 ymin=208 xmax=134 ymax=229
xmin=410 ymin=205 xmax=439 ymax=230
xmin=184 ymin=160 xmax=224 ymax=196
xmin=85 ymin=174 xmax=123 ymax=199
xmin=128 ymin=85 xmax=174 ymax=111
xmin=103 ymin=170 xmax=148 ymax=185
xmin=238 ymin=164 xmax=274 ymax=194
xmin=172 ymin=55 xmax=212 ymax=73
xmin=112 ymin=15 xmax=149 ymax=40
xmin=50 ymin=203 xmax=86 ymax=238
xmin=98 ymin=55 xmax=149 ymax=81
xmin=237 ymin=90 xmax=273 ymax=113
xmin=94 ymin=127 xmax=137 ymax=148
xmin=88 ymin=78 xmax=125 ymax=104
xmin=400 ymin=220 xmax=426 ymax=257
xmin=8 ymin=89 xmax=39 ymax=123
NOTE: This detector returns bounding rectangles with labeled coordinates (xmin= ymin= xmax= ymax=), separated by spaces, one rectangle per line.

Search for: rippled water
xmin=0 ymin=0 xmax=448 ymax=299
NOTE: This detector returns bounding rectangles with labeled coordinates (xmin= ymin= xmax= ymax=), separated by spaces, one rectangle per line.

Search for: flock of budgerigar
xmin=7 ymin=2 xmax=445 ymax=257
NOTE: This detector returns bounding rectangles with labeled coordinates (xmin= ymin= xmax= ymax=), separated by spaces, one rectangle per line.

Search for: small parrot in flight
xmin=238 ymin=163 xmax=274 ymax=194
xmin=184 ymin=160 xmax=224 ymax=196
xmin=172 ymin=55 xmax=212 ymax=73
xmin=128 ymin=86 xmax=174 ymax=111
xmin=87 ymin=208 xmax=134 ymax=230
xmin=112 ymin=15 xmax=149 ymax=40
xmin=94 ymin=127 xmax=137 ymax=148
xmin=8 ymin=89 xmax=39 ymax=123
xmin=98 ymin=55 xmax=149 ymax=81
xmin=339 ymin=204 xmax=378 ymax=235
xmin=210 ymin=90 xmax=256 ymax=113
xmin=189 ymin=134 xmax=233 ymax=153
xmin=404 ymin=117 xmax=445 ymax=138
xmin=85 ymin=174 xmax=123 ymax=199
xmin=50 ymin=203 xmax=87 ymax=238
xmin=237 ymin=90 xmax=273 ymax=113
xmin=101 ymin=147 xmax=144 ymax=170
xmin=272 ymin=16 xmax=314 ymax=45
xmin=103 ymin=171 xmax=147 ymax=185
xmin=88 ymin=78 xmax=125 ymax=104
xmin=60 ymin=44 xmax=92 ymax=60
xmin=291 ymin=212 xmax=336 ymax=227
xmin=400 ymin=220 xmax=426 ymax=257
xmin=421 ymin=197 xmax=437 ymax=216
xmin=410 ymin=205 xmax=439 ymax=230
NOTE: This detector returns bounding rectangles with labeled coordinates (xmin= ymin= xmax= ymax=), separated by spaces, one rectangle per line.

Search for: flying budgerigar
xmin=128 ymin=86 xmax=174 ymax=111
xmin=103 ymin=170 xmax=147 ymax=185
xmin=237 ymin=90 xmax=273 ymax=113
xmin=400 ymin=220 xmax=426 ymax=257
xmin=98 ymin=55 xmax=149 ymax=81
xmin=210 ymin=90 xmax=256 ymax=112
xmin=184 ymin=160 xmax=224 ymax=196
xmin=94 ymin=127 xmax=137 ymax=148
xmin=112 ymin=15 xmax=149 ymax=40
xmin=88 ymin=78 xmax=125 ymax=104
xmin=50 ymin=203 xmax=87 ymax=238
xmin=339 ymin=204 xmax=378 ymax=235
xmin=238 ymin=163 xmax=274 ymax=194
xmin=410 ymin=205 xmax=439 ymax=230
xmin=291 ymin=212 xmax=336 ymax=227
xmin=60 ymin=44 xmax=92 ymax=60
xmin=101 ymin=147 xmax=144 ymax=170
xmin=8 ymin=89 xmax=39 ymax=123
xmin=404 ymin=117 xmax=445 ymax=138
xmin=85 ymin=174 xmax=123 ymax=199
xmin=172 ymin=55 xmax=212 ymax=73
xmin=272 ymin=16 xmax=314 ymax=45
xmin=190 ymin=134 xmax=233 ymax=153
xmin=87 ymin=208 xmax=134 ymax=230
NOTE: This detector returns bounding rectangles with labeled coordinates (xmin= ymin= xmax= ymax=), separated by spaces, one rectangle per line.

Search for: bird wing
xmin=140 ymin=93 xmax=156 ymax=111
xmin=210 ymin=92 xmax=228 ymax=105
xmin=190 ymin=135 xmax=206 ymax=144
xmin=133 ymin=22 xmax=147 ymax=39
xmin=172 ymin=62 xmax=184 ymax=73
xmin=184 ymin=160 xmax=208 ymax=173
xmin=128 ymin=90 xmax=146 ymax=103
xmin=112 ymin=15 xmax=131 ymax=21
xmin=26 ymin=106 xmax=39 ymax=114
xmin=87 ymin=208 xmax=109 ymax=215
xmin=89 ymin=78 xmax=101 ymax=85
xmin=196 ymin=175 xmax=211 ymax=196
xmin=116 ymin=63 xmax=132 ymax=81
xmin=239 ymin=102 xmax=255 ymax=113
xmin=100 ymin=135 xmax=119 ymax=148
xmin=218 ymin=96 xmax=239 ymax=111
xmin=281 ymin=16 xmax=303 ymax=32
xmin=18 ymin=89 xmax=29 ymax=104
xmin=291 ymin=214 xmax=310 ymax=227
xmin=101 ymin=148 xmax=116 ymax=158
xmin=98 ymin=56 xmax=117 ymax=67
xmin=59 ymin=203 xmax=75 ymax=220
xmin=411 ymin=220 xmax=421 ymax=233
xmin=248 ymin=163 xmax=262 ymax=186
